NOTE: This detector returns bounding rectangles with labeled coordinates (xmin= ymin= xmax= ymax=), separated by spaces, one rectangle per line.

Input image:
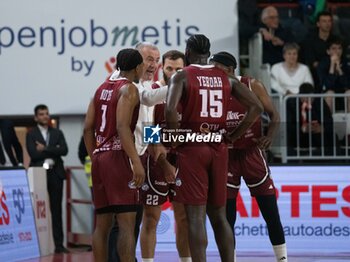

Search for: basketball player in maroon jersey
xmin=210 ymin=51 xmax=288 ymax=262
xmin=140 ymin=50 xmax=192 ymax=262
xmin=166 ymin=34 xmax=263 ymax=262
xmin=84 ymin=48 xmax=145 ymax=262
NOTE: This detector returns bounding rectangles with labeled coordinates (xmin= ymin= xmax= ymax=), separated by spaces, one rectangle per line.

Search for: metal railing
xmin=279 ymin=93 xmax=350 ymax=163
xmin=66 ymin=166 xmax=93 ymax=247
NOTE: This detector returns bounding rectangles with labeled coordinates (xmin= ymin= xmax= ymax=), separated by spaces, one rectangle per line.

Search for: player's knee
xmin=175 ymin=212 xmax=188 ymax=227
xmin=143 ymin=213 xmax=160 ymax=230
xmin=208 ymin=206 xmax=226 ymax=223
xmin=177 ymin=219 xmax=188 ymax=231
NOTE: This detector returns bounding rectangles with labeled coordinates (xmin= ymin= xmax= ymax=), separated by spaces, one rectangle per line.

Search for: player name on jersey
xmin=100 ymin=89 xmax=113 ymax=101
xmin=196 ymin=76 xmax=223 ymax=88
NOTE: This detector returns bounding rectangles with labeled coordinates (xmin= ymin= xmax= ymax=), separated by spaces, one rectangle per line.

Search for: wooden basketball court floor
xmin=21 ymin=250 xmax=350 ymax=262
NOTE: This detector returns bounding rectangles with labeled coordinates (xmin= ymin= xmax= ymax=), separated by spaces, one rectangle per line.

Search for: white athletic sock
xmin=142 ymin=259 xmax=154 ymax=262
xmin=273 ymin=243 xmax=288 ymax=262
xmin=179 ymin=257 xmax=192 ymax=262
xmin=233 ymin=249 xmax=236 ymax=262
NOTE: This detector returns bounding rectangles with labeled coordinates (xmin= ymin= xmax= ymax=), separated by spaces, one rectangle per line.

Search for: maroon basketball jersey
xmin=93 ymin=77 xmax=139 ymax=153
xmin=180 ymin=65 xmax=231 ymax=134
xmin=226 ymin=76 xmax=262 ymax=149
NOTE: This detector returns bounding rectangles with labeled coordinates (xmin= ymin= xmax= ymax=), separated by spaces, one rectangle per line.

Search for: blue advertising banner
xmin=0 ymin=168 xmax=40 ymax=261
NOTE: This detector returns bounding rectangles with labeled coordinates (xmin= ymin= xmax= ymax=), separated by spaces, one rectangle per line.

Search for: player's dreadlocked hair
xmin=186 ymin=34 xmax=211 ymax=54
xmin=116 ymin=48 xmax=143 ymax=71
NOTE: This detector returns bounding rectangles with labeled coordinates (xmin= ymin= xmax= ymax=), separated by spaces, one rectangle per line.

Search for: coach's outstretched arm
xmin=140 ymin=85 xmax=168 ymax=106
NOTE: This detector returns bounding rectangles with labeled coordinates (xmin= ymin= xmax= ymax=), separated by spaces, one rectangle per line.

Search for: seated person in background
xmin=271 ymin=43 xmax=313 ymax=95
xmin=260 ymin=6 xmax=294 ymax=65
xmin=317 ymin=38 xmax=350 ymax=113
xmin=302 ymin=11 xmax=338 ymax=89
xmin=286 ymin=83 xmax=334 ymax=155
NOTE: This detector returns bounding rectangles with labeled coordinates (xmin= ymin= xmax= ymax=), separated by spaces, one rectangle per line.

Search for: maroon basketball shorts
xmin=140 ymin=152 xmax=178 ymax=206
xmin=173 ymin=143 xmax=228 ymax=207
xmin=91 ymin=150 xmax=139 ymax=210
xmin=227 ymin=146 xmax=276 ymax=199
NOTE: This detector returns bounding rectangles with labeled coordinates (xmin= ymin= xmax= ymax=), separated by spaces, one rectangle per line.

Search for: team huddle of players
xmin=83 ymin=34 xmax=288 ymax=262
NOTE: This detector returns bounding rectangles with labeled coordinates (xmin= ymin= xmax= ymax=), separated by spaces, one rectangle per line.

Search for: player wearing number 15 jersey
xmin=84 ymin=48 xmax=145 ymax=262
xmin=165 ymin=34 xmax=263 ymax=262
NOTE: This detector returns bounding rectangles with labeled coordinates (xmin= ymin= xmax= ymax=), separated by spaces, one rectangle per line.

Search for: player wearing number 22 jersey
xmin=91 ymin=76 xmax=140 ymax=211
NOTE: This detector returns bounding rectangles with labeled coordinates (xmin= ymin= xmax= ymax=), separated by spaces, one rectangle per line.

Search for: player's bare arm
xmin=228 ymin=77 xmax=263 ymax=142
xmin=251 ymin=79 xmax=280 ymax=150
xmin=157 ymin=154 xmax=176 ymax=183
xmin=83 ymin=99 xmax=96 ymax=158
xmin=148 ymin=143 xmax=167 ymax=162
xmin=117 ymin=83 xmax=145 ymax=187
xmin=165 ymin=70 xmax=186 ymax=130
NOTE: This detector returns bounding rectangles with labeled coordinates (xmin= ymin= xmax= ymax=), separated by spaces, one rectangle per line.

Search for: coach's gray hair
xmin=135 ymin=42 xmax=158 ymax=51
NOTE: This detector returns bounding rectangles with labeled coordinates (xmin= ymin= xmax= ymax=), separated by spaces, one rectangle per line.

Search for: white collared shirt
xmin=134 ymin=79 xmax=168 ymax=155
xmin=38 ymin=125 xmax=49 ymax=145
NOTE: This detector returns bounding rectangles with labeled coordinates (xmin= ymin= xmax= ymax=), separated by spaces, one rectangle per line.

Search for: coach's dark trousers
xmin=47 ymin=169 xmax=64 ymax=249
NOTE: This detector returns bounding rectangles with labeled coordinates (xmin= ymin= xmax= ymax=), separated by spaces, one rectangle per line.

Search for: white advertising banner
xmin=0 ymin=0 xmax=238 ymax=116
xmin=27 ymin=167 xmax=55 ymax=256
xmin=151 ymin=165 xmax=350 ymax=255
xmin=0 ymin=168 xmax=40 ymax=261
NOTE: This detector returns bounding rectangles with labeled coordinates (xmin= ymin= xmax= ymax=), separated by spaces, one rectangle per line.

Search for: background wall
xmin=0 ymin=0 xmax=239 ymax=115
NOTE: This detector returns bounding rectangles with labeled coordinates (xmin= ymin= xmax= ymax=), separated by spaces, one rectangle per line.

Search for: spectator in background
xmin=302 ymin=11 xmax=338 ymax=89
xmin=260 ymin=6 xmax=294 ymax=65
xmin=26 ymin=104 xmax=69 ymax=254
xmin=317 ymin=38 xmax=350 ymax=112
xmin=0 ymin=119 xmax=23 ymax=167
xmin=287 ymin=83 xmax=334 ymax=155
xmin=271 ymin=43 xmax=313 ymax=95
xmin=238 ymin=0 xmax=260 ymax=55
xmin=299 ymin=0 xmax=326 ymax=24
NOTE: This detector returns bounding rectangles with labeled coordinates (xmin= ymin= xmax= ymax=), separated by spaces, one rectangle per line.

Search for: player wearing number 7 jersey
xmin=84 ymin=48 xmax=145 ymax=262
xmin=165 ymin=34 xmax=263 ymax=262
